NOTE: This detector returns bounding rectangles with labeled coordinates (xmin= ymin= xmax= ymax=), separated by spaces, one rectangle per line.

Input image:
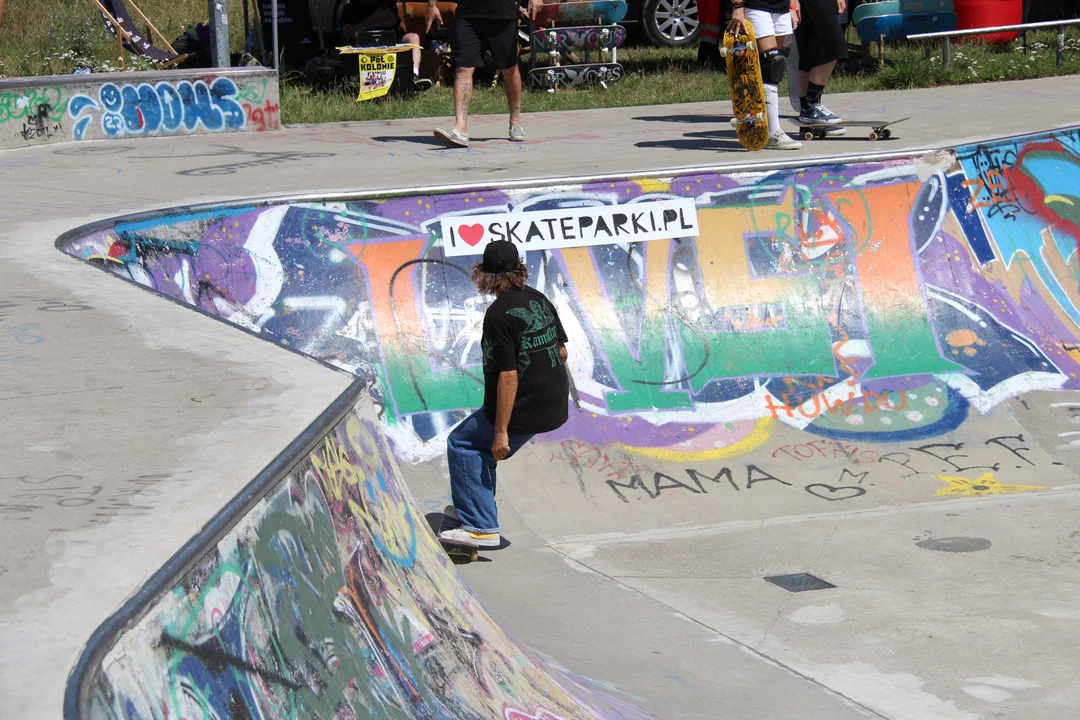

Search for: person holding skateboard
xmin=428 ymin=0 xmax=544 ymax=147
xmin=728 ymin=0 xmax=804 ymax=149
xmin=439 ymin=240 xmax=571 ymax=549
xmin=793 ymin=0 xmax=847 ymax=127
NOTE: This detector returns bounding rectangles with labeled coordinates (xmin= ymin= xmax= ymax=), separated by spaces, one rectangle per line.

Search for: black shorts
xmin=794 ymin=0 xmax=848 ymax=72
xmin=451 ymin=17 xmax=519 ymax=69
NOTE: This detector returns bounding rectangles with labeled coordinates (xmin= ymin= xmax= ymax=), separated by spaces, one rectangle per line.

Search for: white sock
xmin=764 ymin=83 xmax=781 ymax=136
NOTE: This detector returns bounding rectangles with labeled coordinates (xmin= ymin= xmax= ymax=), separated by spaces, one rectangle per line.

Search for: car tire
xmin=641 ymin=0 xmax=702 ymax=47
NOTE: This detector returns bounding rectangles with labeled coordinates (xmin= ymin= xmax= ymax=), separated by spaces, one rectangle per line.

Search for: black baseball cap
xmin=481 ymin=240 xmax=520 ymax=273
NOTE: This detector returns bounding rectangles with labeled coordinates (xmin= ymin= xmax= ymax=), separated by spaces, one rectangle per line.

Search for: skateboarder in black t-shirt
xmin=428 ymin=0 xmax=544 ymax=147
xmin=439 ymin=241 xmax=571 ymax=549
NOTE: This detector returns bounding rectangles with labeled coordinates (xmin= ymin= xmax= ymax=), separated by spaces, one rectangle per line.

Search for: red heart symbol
xmin=458 ymin=223 xmax=484 ymax=246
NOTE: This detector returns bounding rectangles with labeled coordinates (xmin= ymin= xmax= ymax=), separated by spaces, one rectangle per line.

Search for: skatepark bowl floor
xmin=3 ymin=80 xmax=1080 ymax=720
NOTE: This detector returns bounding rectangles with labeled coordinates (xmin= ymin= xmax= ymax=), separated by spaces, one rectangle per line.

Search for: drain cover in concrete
xmin=764 ymin=573 xmax=836 ymax=592
xmin=915 ymin=536 xmax=992 ymax=553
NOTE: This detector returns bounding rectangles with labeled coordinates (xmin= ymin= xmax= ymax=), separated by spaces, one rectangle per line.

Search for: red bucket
xmin=953 ymin=0 xmax=1024 ymax=44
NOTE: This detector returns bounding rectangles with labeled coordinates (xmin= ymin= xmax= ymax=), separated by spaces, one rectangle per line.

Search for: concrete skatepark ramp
xmin=58 ymin=125 xmax=1080 ymax=718
xmin=65 ymin=382 xmax=651 ymax=719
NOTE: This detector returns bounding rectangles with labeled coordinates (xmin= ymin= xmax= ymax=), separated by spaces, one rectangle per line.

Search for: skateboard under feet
xmin=440 ymin=538 xmax=480 ymax=562
xmin=787 ymin=117 xmax=910 ymax=141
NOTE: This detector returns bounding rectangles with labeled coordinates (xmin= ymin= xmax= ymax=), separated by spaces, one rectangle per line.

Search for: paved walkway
xmin=2 ymin=75 xmax=1079 ymax=718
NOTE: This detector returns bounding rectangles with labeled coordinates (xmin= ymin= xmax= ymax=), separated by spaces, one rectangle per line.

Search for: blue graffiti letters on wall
xmin=69 ymin=77 xmax=246 ymax=140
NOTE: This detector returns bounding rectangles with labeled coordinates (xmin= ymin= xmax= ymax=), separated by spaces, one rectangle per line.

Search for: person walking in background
xmin=429 ymin=0 xmax=544 ymax=147
xmin=728 ymin=0 xmax=804 ymax=149
xmin=793 ymin=0 xmax=848 ymax=127
xmin=439 ymin=241 xmax=571 ymax=549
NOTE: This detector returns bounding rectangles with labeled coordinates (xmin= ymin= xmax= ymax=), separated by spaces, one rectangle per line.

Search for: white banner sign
xmin=439 ymin=198 xmax=700 ymax=257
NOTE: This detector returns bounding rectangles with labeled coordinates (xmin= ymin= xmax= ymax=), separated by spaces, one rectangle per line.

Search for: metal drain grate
xmin=764 ymin=573 xmax=836 ymax=592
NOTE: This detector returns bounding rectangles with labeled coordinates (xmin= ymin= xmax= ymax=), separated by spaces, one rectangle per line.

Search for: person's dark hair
xmin=471 ymin=262 xmax=529 ymax=295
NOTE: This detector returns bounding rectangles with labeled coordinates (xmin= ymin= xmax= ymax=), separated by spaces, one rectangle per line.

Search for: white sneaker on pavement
xmin=439 ymin=526 xmax=501 ymax=548
xmin=767 ymin=131 xmax=803 ymax=150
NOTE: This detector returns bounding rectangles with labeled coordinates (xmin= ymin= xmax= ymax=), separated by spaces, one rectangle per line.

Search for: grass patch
xmin=0 ymin=0 xmax=249 ymax=77
xmin=282 ymin=45 xmax=723 ymax=124
xmin=283 ymin=28 xmax=1080 ymax=125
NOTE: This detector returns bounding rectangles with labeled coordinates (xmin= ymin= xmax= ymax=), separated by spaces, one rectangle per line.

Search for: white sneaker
xmin=439 ymin=526 xmax=501 ymax=548
xmin=767 ymin=131 xmax=803 ymax=150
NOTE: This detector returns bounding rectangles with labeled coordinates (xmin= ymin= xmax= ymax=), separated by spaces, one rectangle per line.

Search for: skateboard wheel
xmin=803 ymin=130 xmax=814 ymax=141
xmin=719 ymin=46 xmax=729 ymax=58
xmin=868 ymin=131 xmax=879 ymax=141
xmin=729 ymin=117 xmax=739 ymax=128
xmin=756 ymin=112 xmax=764 ymax=122
xmin=745 ymin=40 xmax=755 ymax=52
xmin=881 ymin=129 xmax=892 ymax=139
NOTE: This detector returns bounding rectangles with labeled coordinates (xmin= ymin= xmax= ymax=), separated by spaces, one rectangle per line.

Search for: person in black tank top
xmin=439 ymin=241 xmax=571 ymax=549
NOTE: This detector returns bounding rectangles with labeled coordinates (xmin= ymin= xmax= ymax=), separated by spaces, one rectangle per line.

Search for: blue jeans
xmin=447 ymin=409 xmax=533 ymax=534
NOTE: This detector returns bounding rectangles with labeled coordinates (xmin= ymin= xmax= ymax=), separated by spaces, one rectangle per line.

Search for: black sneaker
xmin=414 ymin=76 xmax=433 ymax=91
xmin=798 ymin=103 xmax=842 ymax=125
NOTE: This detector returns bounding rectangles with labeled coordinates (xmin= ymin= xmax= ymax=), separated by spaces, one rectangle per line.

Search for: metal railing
xmin=907 ymin=18 xmax=1080 ymax=69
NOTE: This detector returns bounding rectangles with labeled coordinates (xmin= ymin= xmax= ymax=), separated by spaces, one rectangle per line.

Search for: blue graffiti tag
xmin=68 ymin=77 xmax=246 ymax=140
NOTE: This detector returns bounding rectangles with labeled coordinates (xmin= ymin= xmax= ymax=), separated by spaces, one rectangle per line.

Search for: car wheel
xmin=641 ymin=0 xmax=701 ymax=47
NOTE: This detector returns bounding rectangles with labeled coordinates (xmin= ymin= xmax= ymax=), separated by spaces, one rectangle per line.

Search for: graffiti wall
xmin=0 ymin=69 xmax=278 ymax=150
xmin=60 ymin=129 xmax=1080 ymax=469
xmin=61 ymin=128 xmax=1080 ymax=716
xmin=83 ymin=388 xmax=652 ymax=719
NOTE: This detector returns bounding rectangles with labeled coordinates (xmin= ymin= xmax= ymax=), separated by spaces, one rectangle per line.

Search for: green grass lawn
xmin=284 ymin=29 xmax=1080 ymax=124
xmin=0 ymin=0 xmax=248 ymax=77
xmin=1 ymin=1 xmax=1078 ymax=126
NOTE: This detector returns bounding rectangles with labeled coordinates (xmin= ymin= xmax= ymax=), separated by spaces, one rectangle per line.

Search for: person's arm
xmin=727 ymin=0 xmax=746 ymax=32
xmin=426 ymin=0 xmax=443 ymax=32
xmin=493 ymin=371 xmax=518 ymax=460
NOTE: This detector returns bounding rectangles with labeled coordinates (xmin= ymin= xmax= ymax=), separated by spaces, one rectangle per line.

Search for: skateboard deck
xmin=531 ymin=24 xmax=626 ymax=51
xmin=527 ymin=62 xmax=623 ymax=89
xmin=722 ymin=24 xmax=768 ymax=151
xmin=533 ymin=1 xmax=628 ymax=27
xmin=440 ymin=538 xmax=480 ymax=562
xmin=788 ymin=116 xmax=910 ymax=141
xmin=856 ymin=11 xmax=957 ymax=41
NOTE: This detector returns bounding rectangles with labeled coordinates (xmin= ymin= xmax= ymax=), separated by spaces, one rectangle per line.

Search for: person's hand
xmin=790 ymin=0 xmax=801 ymax=29
xmin=493 ymin=430 xmax=511 ymax=461
xmin=837 ymin=0 xmax=847 ymax=14
xmin=529 ymin=0 xmax=544 ymax=20
xmin=425 ymin=2 xmax=443 ymax=32
xmin=726 ymin=5 xmax=747 ymax=34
